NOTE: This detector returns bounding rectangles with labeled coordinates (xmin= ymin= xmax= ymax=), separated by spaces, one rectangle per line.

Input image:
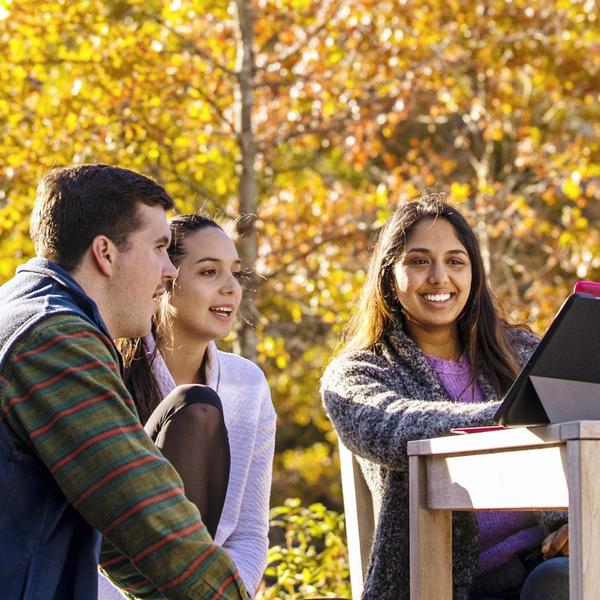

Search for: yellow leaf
xmin=450 ymin=182 xmax=470 ymax=201
xmin=562 ymin=178 xmax=581 ymax=201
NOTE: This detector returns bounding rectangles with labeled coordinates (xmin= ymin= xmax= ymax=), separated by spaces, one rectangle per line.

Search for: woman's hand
xmin=541 ymin=523 xmax=569 ymax=558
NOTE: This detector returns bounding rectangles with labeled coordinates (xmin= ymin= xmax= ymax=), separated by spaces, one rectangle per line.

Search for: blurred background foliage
xmin=1 ymin=0 xmax=599 ymax=596
xmin=259 ymin=499 xmax=350 ymax=599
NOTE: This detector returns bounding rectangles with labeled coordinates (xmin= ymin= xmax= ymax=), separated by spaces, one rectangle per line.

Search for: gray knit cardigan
xmin=321 ymin=322 xmax=565 ymax=600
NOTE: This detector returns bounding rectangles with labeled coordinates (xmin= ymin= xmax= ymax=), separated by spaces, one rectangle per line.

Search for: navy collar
xmin=16 ymin=257 xmax=112 ymax=340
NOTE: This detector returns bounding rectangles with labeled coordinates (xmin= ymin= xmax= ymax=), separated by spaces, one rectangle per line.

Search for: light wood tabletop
xmin=407 ymin=421 xmax=600 ymax=599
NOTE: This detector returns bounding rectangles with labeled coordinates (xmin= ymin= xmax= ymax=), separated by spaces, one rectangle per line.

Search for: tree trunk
xmin=233 ymin=0 xmax=258 ymax=362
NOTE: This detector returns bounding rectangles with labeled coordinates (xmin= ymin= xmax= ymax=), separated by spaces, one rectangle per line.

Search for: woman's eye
xmin=233 ymin=271 xmax=244 ymax=280
xmin=200 ymin=269 xmax=216 ymax=276
xmin=409 ymin=258 xmax=428 ymax=265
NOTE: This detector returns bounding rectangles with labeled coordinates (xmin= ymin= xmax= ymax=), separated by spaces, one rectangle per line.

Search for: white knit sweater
xmin=98 ymin=340 xmax=276 ymax=598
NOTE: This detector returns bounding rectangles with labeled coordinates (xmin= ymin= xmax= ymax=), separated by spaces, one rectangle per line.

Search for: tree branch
xmin=256 ymin=0 xmax=344 ymax=67
xmin=150 ymin=15 xmax=238 ymax=78
xmin=261 ymin=223 xmax=378 ymax=282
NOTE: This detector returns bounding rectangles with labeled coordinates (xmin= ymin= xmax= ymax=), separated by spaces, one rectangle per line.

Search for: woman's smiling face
xmin=393 ymin=217 xmax=472 ymax=338
xmin=166 ymin=226 xmax=243 ymax=344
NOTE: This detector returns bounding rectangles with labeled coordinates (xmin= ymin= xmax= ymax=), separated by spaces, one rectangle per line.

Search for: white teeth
xmin=210 ymin=306 xmax=232 ymax=314
xmin=423 ymin=293 xmax=452 ymax=302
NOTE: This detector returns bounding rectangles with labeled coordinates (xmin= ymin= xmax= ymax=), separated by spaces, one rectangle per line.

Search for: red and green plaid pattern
xmin=2 ymin=314 xmax=247 ymax=599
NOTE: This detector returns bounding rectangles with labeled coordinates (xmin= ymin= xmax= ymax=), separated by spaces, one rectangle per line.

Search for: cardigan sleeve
xmin=321 ymin=351 xmax=500 ymax=471
xmin=221 ymin=377 xmax=276 ymax=597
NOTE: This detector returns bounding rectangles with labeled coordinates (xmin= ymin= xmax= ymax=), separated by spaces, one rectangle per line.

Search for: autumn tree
xmin=1 ymin=0 xmax=599 ymax=511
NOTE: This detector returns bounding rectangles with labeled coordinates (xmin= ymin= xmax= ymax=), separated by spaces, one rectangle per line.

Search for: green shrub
xmin=256 ymin=498 xmax=350 ymax=599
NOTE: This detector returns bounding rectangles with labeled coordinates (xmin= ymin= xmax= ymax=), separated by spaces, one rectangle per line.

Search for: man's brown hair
xmin=30 ymin=163 xmax=174 ymax=272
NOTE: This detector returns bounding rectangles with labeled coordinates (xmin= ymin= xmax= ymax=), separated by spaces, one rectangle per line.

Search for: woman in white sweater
xmin=99 ymin=214 xmax=276 ymax=598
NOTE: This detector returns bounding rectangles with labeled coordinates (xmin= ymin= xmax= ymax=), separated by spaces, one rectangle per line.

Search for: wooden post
xmin=567 ymin=439 xmax=600 ymax=599
xmin=409 ymin=455 xmax=452 ymax=600
xmin=338 ymin=441 xmax=374 ymax=599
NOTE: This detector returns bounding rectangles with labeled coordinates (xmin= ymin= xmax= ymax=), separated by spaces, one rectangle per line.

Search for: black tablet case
xmin=495 ymin=293 xmax=600 ymax=426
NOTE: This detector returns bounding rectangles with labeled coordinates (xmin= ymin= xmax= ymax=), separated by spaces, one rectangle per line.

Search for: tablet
xmin=495 ymin=293 xmax=600 ymax=427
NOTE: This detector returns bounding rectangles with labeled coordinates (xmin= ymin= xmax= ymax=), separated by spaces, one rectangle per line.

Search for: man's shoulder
xmin=0 ymin=262 xmax=109 ymax=365
xmin=10 ymin=313 xmax=116 ymax=363
xmin=23 ymin=313 xmax=110 ymax=341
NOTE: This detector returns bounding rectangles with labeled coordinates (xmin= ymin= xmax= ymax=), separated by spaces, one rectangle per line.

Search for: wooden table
xmin=407 ymin=421 xmax=600 ymax=600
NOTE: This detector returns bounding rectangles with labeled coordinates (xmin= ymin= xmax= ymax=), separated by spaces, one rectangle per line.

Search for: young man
xmin=0 ymin=164 xmax=248 ymax=599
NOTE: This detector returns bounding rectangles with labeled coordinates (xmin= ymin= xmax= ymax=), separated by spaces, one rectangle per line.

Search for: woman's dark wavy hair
xmin=339 ymin=194 xmax=522 ymax=396
xmin=117 ymin=214 xmax=223 ymax=423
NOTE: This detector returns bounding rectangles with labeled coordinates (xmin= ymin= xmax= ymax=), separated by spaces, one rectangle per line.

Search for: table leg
xmin=567 ymin=439 xmax=600 ymax=600
xmin=409 ymin=455 xmax=452 ymax=600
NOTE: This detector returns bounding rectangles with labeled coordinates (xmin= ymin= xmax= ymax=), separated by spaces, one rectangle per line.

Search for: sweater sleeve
xmin=221 ymin=377 xmax=275 ymax=597
xmin=321 ymin=351 xmax=500 ymax=471
xmin=3 ymin=315 xmax=247 ymax=600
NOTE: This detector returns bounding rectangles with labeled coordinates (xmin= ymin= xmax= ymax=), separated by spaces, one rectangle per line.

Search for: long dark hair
xmin=117 ymin=214 xmax=223 ymax=423
xmin=340 ymin=194 xmax=522 ymax=396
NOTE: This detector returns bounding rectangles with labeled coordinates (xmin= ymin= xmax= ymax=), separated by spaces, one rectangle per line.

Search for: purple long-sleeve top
xmin=425 ymin=354 xmax=545 ymax=594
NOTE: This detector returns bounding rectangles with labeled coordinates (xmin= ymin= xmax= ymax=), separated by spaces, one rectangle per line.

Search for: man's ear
xmin=90 ymin=235 xmax=118 ymax=277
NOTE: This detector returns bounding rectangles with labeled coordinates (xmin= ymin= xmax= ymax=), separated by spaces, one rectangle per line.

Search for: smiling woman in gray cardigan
xmin=321 ymin=197 xmax=568 ymax=600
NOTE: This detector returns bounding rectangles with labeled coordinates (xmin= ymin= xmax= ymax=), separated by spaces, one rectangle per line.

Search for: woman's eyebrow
xmin=405 ymin=248 xmax=467 ymax=254
xmin=195 ymin=257 xmax=242 ymax=265
xmin=405 ymin=247 xmax=431 ymax=254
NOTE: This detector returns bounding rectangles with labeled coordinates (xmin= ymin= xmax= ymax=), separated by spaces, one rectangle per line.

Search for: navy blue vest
xmin=0 ymin=259 xmax=113 ymax=599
